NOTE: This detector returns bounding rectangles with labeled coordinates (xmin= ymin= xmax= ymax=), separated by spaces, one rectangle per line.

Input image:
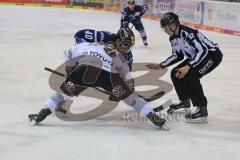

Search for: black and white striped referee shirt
xmin=161 ymin=25 xmax=219 ymax=68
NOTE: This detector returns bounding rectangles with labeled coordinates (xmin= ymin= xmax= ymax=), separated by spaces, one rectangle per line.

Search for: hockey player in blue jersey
xmin=121 ymin=0 xmax=148 ymax=46
xmin=74 ymin=29 xmax=134 ymax=71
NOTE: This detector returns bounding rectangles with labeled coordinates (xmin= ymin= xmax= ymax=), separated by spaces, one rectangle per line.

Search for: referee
xmin=147 ymin=12 xmax=223 ymax=123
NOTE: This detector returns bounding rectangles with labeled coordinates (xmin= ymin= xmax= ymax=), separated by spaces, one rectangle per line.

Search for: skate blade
xmin=28 ymin=116 xmax=37 ymax=125
xmin=170 ymin=108 xmax=190 ymax=115
xmin=158 ymin=124 xmax=170 ymax=131
xmin=29 ymin=119 xmax=37 ymax=126
xmin=185 ymin=117 xmax=208 ymax=123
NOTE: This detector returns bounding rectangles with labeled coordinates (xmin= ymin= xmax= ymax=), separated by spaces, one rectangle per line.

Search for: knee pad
xmin=139 ymin=30 xmax=146 ymax=36
xmin=139 ymin=30 xmax=147 ymax=40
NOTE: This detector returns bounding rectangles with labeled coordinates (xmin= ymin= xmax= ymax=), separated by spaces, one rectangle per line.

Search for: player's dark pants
xmin=132 ymin=19 xmax=144 ymax=31
xmin=171 ymin=48 xmax=223 ymax=107
xmin=132 ymin=19 xmax=147 ymax=41
xmin=60 ymin=65 xmax=132 ymax=99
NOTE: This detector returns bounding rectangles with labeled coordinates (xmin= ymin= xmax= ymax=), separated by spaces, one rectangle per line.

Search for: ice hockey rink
xmin=0 ymin=5 xmax=240 ymax=160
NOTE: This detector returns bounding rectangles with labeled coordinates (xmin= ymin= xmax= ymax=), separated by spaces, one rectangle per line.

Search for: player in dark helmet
xmin=147 ymin=12 xmax=223 ymax=123
xmin=115 ymin=27 xmax=135 ymax=53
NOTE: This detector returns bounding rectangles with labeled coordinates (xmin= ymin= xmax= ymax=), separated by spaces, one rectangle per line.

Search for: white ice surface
xmin=0 ymin=5 xmax=240 ymax=160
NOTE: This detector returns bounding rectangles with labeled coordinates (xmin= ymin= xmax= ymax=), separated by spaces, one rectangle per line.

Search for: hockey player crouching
xmin=28 ymin=28 xmax=167 ymax=128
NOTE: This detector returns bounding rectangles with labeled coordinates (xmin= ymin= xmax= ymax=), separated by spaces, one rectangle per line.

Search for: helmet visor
xmin=117 ymin=40 xmax=132 ymax=53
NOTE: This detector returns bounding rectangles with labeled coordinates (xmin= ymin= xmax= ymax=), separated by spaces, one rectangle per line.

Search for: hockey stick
xmin=153 ymin=99 xmax=172 ymax=112
xmin=44 ymin=67 xmax=165 ymax=102
xmin=44 ymin=67 xmax=65 ymax=77
xmin=138 ymin=91 xmax=165 ymax=102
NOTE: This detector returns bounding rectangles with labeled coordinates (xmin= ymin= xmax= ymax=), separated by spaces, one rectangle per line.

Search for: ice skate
xmin=28 ymin=108 xmax=52 ymax=125
xmin=143 ymin=39 xmax=148 ymax=46
xmin=147 ymin=112 xmax=168 ymax=130
xmin=167 ymin=99 xmax=191 ymax=115
xmin=185 ymin=106 xmax=208 ymax=123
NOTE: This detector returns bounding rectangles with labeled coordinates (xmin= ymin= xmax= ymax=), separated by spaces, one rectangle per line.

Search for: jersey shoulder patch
xmin=181 ymin=26 xmax=198 ymax=41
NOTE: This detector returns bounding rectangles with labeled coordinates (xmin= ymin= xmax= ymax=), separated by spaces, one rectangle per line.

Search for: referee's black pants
xmin=171 ymin=49 xmax=223 ymax=107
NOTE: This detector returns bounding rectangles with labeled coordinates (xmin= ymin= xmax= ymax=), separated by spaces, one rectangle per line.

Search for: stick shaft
xmin=44 ymin=67 xmax=65 ymax=77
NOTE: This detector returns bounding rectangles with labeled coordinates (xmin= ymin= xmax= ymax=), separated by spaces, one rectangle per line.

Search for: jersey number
xmin=84 ymin=31 xmax=94 ymax=40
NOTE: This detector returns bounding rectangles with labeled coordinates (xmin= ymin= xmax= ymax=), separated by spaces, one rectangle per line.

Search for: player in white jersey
xmin=28 ymin=28 xmax=166 ymax=128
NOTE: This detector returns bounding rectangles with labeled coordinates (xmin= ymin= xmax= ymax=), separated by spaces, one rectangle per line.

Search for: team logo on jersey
xmin=65 ymin=81 xmax=76 ymax=92
xmin=112 ymin=86 xmax=123 ymax=97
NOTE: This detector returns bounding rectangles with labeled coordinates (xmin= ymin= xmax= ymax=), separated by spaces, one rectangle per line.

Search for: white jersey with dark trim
xmin=63 ymin=42 xmax=131 ymax=81
xmin=161 ymin=25 xmax=219 ymax=68
xmin=64 ymin=42 xmax=113 ymax=72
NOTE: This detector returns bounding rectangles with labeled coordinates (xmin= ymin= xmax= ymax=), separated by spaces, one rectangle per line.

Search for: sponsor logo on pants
xmin=199 ymin=60 xmax=213 ymax=75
